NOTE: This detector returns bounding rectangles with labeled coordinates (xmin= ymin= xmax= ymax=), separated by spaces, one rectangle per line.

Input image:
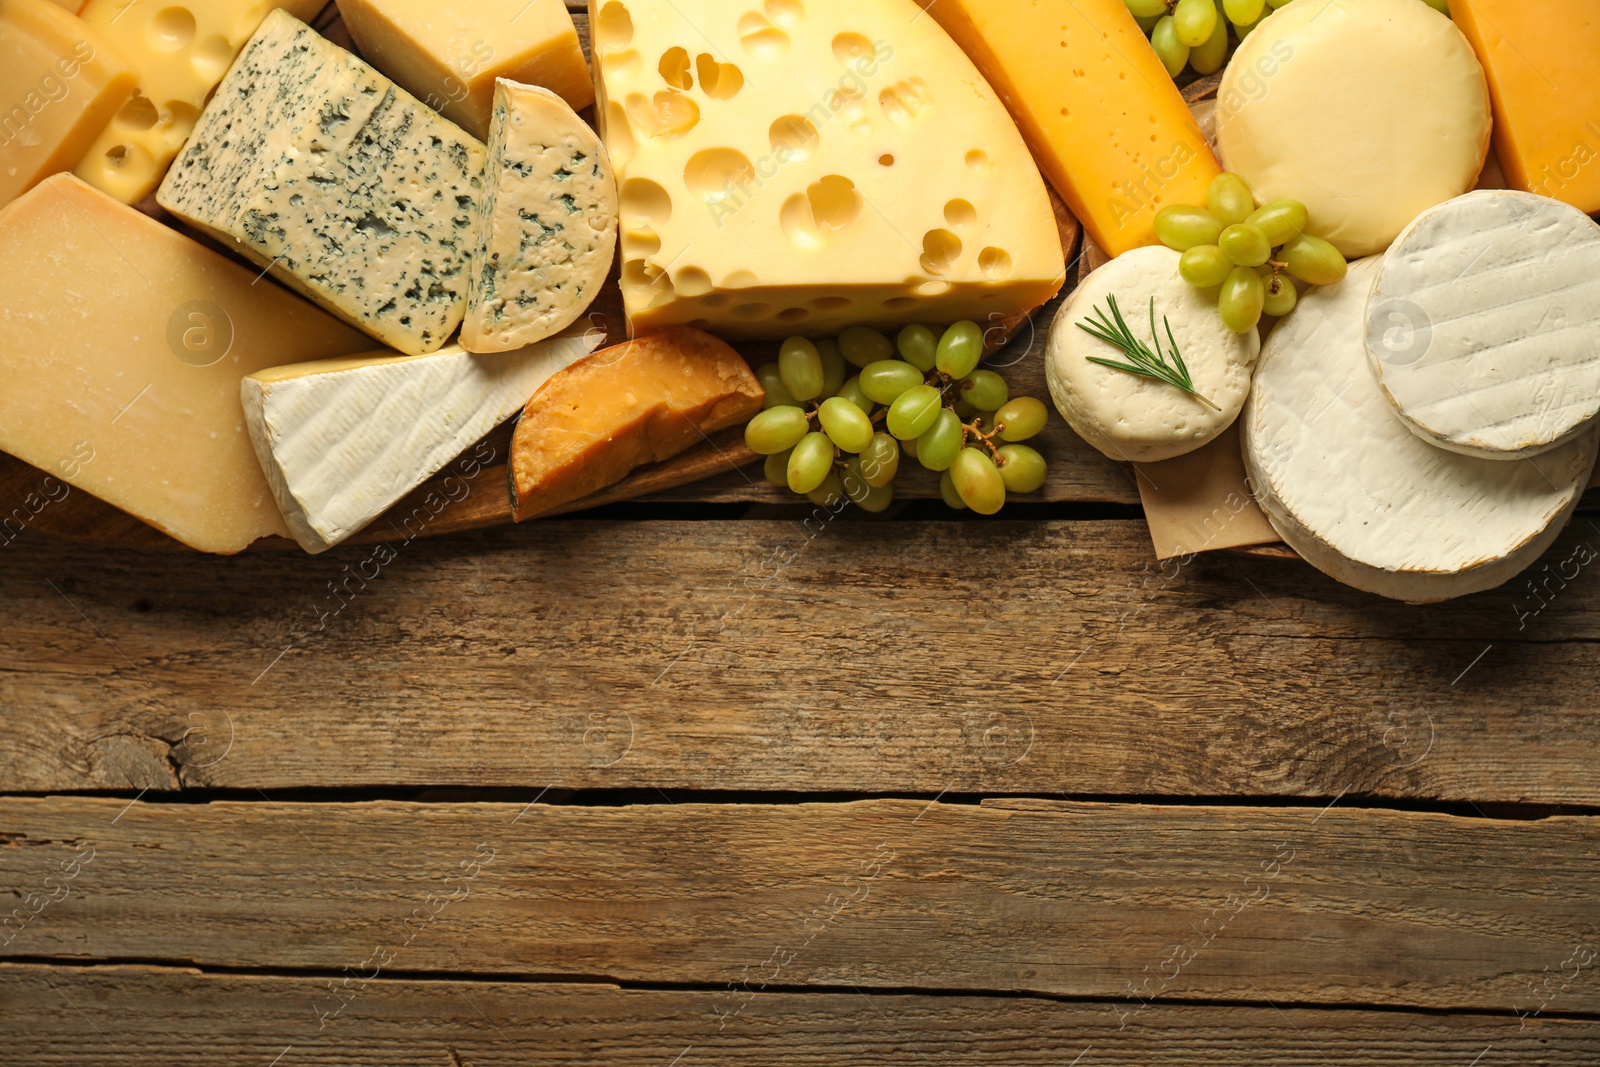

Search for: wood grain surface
xmin=5 ymin=964 xmax=1595 ymax=1066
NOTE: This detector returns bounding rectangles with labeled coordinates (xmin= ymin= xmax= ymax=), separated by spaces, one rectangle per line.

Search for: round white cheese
xmin=1046 ymin=246 xmax=1259 ymax=464
xmin=1215 ymin=0 xmax=1490 ymax=259
xmin=1366 ymin=191 xmax=1600 ymax=460
xmin=1243 ymin=257 xmax=1598 ymax=603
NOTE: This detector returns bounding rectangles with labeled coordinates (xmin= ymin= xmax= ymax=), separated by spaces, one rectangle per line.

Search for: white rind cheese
xmin=462 ymin=79 xmax=618 ymax=354
xmin=1244 ymin=257 xmax=1597 ymax=603
xmin=1046 ymin=246 xmax=1259 ymax=463
xmin=157 ymin=10 xmax=486 ymax=356
xmin=242 ymin=333 xmax=598 ymax=553
xmin=1366 ymin=190 xmax=1600 ymax=460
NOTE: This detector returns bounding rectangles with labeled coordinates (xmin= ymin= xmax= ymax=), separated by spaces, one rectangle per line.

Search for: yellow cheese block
xmin=0 ymin=175 xmax=372 ymax=553
xmin=0 ymin=0 xmax=134 ymax=207
xmin=1449 ymin=0 xmax=1600 ymax=215
xmin=590 ymin=0 xmax=1065 ymax=340
xmin=334 ymin=0 xmax=592 ymax=141
xmin=914 ymin=0 xmax=1219 ymax=258
xmin=72 ymin=0 xmax=326 ymax=204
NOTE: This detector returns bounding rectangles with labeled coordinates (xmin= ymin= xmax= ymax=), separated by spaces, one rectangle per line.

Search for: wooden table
xmin=5 ymin=4 xmax=1600 ymax=1065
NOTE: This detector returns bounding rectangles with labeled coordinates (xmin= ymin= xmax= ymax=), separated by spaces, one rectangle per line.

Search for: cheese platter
xmin=1 ymin=0 xmax=1597 ymax=604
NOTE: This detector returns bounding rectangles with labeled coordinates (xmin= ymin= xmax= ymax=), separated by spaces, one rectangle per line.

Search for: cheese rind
xmin=462 ymin=79 xmax=618 ymax=354
xmin=589 ymin=0 xmax=1064 ymax=340
xmin=157 ymin=10 xmax=486 ymax=356
xmin=0 ymin=0 xmax=135 ymax=207
xmin=334 ymin=0 xmax=592 ymax=141
xmin=915 ymin=0 xmax=1220 ymax=258
xmin=73 ymin=0 xmax=325 ymax=204
xmin=1367 ymin=191 xmax=1600 ymax=460
xmin=243 ymin=334 xmax=599 ymax=553
xmin=1215 ymin=0 xmax=1491 ymax=259
xmin=0 ymin=175 xmax=371 ymax=553
xmin=1046 ymin=246 xmax=1258 ymax=464
xmin=1244 ymin=257 xmax=1597 ymax=603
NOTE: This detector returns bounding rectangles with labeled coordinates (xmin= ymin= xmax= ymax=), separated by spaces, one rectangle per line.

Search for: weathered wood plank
xmin=3 ymin=519 xmax=1600 ymax=800
xmin=2 ymin=797 xmax=1596 ymax=1013
xmin=3 ymin=964 xmax=1593 ymax=1066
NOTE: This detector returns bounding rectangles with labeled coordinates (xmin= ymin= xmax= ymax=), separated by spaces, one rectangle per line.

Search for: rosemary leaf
xmin=1075 ymin=295 xmax=1220 ymax=411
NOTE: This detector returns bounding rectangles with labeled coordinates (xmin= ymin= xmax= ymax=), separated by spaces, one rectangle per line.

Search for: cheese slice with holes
xmin=1245 ymin=257 xmax=1597 ymax=603
xmin=462 ymin=80 xmax=618 ymax=354
xmin=1366 ymin=191 xmax=1600 ymax=460
xmin=243 ymin=332 xmax=599 ymax=553
xmin=587 ymin=0 xmax=1064 ymax=339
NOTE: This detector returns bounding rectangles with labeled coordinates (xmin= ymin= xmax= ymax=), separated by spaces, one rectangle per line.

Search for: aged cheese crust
xmin=156 ymin=9 xmax=486 ymax=356
xmin=462 ymin=80 xmax=618 ymax=354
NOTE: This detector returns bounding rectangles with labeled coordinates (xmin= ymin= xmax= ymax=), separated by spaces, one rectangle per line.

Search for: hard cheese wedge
xmin=915 ymin=0 xmax=1220 ymax=258
xmin=588 ymin=0 xmax=1065 ymax=340
xmin=335 ymin=0 xmax=592 ymax=141
xmin=1449 ymin=0 xmax=1600 ymax=215
xmin=157 ymin=10 xmax=486 ymax=356
xmin=511 ymin=327 xmax=763 ymax=516
xmin=1 ymin=0 xmax=135 ymax=207
xmin=462 ymin=79 xmax=618 ymax=355
xmin=244 ymin=333 xmax=600 ymax=553
xmin=0 ymin=175 xmax=371 ymax=553
xmin=72 ymin=0 xmax=326 ymax=204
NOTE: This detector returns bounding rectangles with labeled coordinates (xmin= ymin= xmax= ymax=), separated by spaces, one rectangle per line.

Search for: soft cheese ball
xmin=1215 ymin=0 xmax=1490 ymax=258
xmin=1046 ymin=246 xmax=1259 ymax=463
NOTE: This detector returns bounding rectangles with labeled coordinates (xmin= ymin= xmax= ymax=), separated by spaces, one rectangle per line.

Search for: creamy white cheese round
xmin=1367 ymin=190 xmax=1600 ymax=460
xmin=1244 ymin=257 xmax=1598 ymax=603
xmin=1046 ymin=246 xmax=1259 ymax=464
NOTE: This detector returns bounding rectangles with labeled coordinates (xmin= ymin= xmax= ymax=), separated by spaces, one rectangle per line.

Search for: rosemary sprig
xmin=1076 ymin=295 xmax=1219 ymax=411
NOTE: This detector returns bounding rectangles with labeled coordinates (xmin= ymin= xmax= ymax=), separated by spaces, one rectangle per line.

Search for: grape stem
xmin=961 ymin=416 xmax=1005 ymax=461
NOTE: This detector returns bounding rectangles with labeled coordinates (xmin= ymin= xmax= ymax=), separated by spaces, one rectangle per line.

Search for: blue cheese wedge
xmin=461 ymin=79 xmax=618 ymax=354
xmin=157 ymin=10 xmax=486 ymax=356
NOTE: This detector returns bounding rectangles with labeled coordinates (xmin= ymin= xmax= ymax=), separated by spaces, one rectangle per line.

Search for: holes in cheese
xmin=510 ymin=328 xmax=765 ymax=518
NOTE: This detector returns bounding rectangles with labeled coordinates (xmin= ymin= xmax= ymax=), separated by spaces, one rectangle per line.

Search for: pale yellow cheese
xmin=334 ymin=0 xmax=592 ymax=141
xmin=0 ymin=0 xmax=134 ymax=207
xmin=0 ymin=175 xmax=372 ymax=553
xmin=72 ymin=0 xmax=325 ymax=204
xmin=590 ymin=0 xmax=1065 ymax=340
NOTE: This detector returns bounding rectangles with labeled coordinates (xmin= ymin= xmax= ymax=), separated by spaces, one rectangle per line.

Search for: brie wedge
xmin=1244 ymin=257 xmax=1598 ymax=603
xmin=1367 ymin=190 xmax=1600 ymax=459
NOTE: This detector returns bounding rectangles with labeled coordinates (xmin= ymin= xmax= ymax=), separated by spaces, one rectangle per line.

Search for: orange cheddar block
xmin=511 ymin=328 xmax=763 ymax=517
xmin=916 ymin=0 xmax=1220 ymax=256
xmin=0 ymin=0 xmax=135 ymax=207
xmin=1449 ymin=0 xmax=1600 ymax=215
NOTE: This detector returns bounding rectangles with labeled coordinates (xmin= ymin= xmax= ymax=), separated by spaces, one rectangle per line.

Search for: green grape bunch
xmin=745 ymin=322 xmax=1051 ymax=516
xmin=1127 ymin=0 xmax=1289 ymax=79
xmin=1154 ymin=171 xmax=1348 ymax=334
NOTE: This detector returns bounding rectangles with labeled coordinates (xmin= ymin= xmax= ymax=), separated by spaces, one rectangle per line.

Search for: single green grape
xmin=836 ymin=375 xmax=873 ymax=414
xmin=953 ymin=395 xmax=979 ymax=420
xmin=951 ymin=448 xmax=1006 ymax=515
xmin=994 ymin=396 xmax=1049 ymax=442
xmin=887 ymin=384 xmax=945 ymax=441
xmin=1206 ymin=172 xmax=1256 ymax=226
xmin=935 ymin=321 xmax=984 ymax=379
xmin=1124 ymin=0 xmax=1168 ymax=16
xmin=901 ymin=432 xmax=919 ymax=460
xmin=1134 ymin=12 xmax=1162 ymax=33
xmin=1219 ymin=265 xmax=1266 ymax=333
xmin=1180 ymin=244 xmax=1234 ymax=288
xmin=1150 ymin=16 xmax=1190 ymax=77
xmin=1189 ymin=12 xmax=1229 ymax=74
xmin=960 ymin=369 xmax=1009 ymax=412
xmin=996 ymin=444 xmax=1048 ymax=494
xmin=939 ymin=469 xmax=967 ymax=510
xmin=1245 ymin=199 xmax=1308 ymax=247
xmin=817 ymin=396 xmax=875 ymax=454
xmin=896 ymin=324 xmax=938 ymax=372
xmin=1281 ymin=234 xmax=1349 ymax=286
xmin=859 ymin=359 xmax=925 ymax=405
xmin=1262 ymin=274 xmax=1298 ymax=317
xmin=1172 ymin=0 xmax=1217 ymax=46
xmin=1419 ymin=0 xmax=1449 ymax=12
xmin=1223 ymin=0 xmax=1265 ymax=24
xmin=1153 ymin=204 xmax=1225 ymax=251
xmin=859 ymin=432 xmax=900 ymax=488
xmin=1219 ymin=222 xmax=1272 ymax=267
xmin=816 ymin=338 xmax=847 ymax=399
xmin=763 ymin=449 xmax=792 ymax=488
xmin=787 ymin=432 xmax=835 ymax=494
xmin=754 ymin=362 xmax=798 ymax=410
xmin=807 ymin=470 xmax=845 ymax=508
xmin=778 ymin=337 xmax=824 ymax=401
xmin=1268 ymin=0 xmax=1294 ymax=6
xmin=838 ymin=325 xmax=894 ymax=368
xmin=745 ymin=405 xmax=810 ymax=454
xmin=916 ymin=408 xmax=965 ymax=472
xmin=842 ymin=459 xmax=894 ymax=513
